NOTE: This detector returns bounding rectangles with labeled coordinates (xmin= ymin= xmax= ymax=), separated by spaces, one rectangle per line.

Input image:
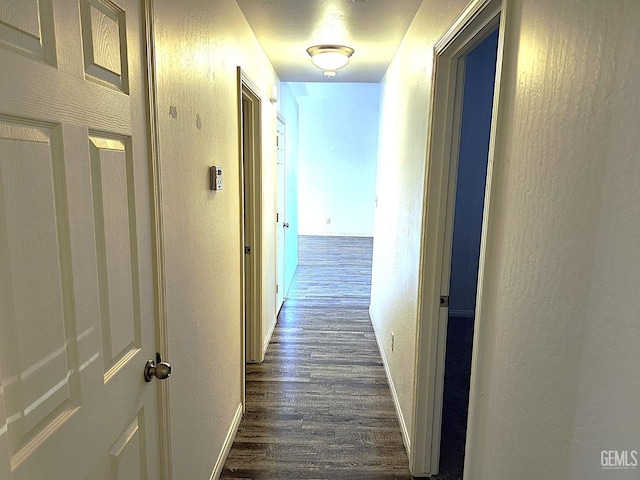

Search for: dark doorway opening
xmin=438 ymin=29 xmax=499 ymax=478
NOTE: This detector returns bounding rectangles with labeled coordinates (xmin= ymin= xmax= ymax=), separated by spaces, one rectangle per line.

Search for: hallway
xmin=220 ymin=236 xmax=412 ymax=479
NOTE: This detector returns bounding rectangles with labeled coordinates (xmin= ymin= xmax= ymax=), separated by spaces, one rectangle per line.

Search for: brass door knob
xmin=144 ymin=353 xmax=172 ymax=382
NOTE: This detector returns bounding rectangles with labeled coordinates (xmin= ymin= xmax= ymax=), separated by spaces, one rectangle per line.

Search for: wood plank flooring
xmin=220 ymin=236 xmax=413 ymax=479
xmin=285 ymin=236 xmax=373 ymax=307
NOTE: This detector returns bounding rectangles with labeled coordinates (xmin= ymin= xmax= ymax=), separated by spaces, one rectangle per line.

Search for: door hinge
xmin=276 ymin=212 xmax=279 ymax=223
xmin=245 ymin=246 xmax=251 ymax=254
xmin=276 ymin=284 xmax=279 ymax=295
xmin=440 ymin=295 xmax=449 ymax=308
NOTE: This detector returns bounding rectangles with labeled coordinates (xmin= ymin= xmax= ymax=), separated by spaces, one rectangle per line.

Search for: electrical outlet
xmin=391 ymin=332 xmax=395 ymax=352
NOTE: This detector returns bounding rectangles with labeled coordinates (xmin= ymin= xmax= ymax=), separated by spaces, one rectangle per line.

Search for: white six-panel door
xmin=0 ymin=0 xmax=161 ymax=478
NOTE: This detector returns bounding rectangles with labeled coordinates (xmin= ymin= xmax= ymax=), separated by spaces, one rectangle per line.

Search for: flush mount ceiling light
xmin=306 ymin=45 xmax=354 ymax=76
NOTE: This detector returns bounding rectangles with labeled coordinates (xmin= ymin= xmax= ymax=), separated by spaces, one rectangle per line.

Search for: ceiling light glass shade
xmin=307 ymin=45 xmax=354 ymax=71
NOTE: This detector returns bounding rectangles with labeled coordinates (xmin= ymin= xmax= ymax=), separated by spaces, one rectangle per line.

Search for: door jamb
xmin=275 ymin=115 xmax=286 ymax=313
xmin=411 ymin=0 xmax=508 ymax=475
xmin=143 ymin=1 xmax=172 ymax=478
xmin=238 ymin=68 xmax=264 ymax=380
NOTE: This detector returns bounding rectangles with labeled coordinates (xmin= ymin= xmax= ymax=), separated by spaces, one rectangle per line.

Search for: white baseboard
xmin=369 ymin=307 xmax=411 ymax=455
xmin=263 ymin=314 xmax=277 ymax=357
xmin=209 ymin=403 xmax=243 ymax=480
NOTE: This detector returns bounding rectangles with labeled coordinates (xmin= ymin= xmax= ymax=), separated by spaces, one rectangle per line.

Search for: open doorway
xmin=438 ymin=28 xmax=499 ymax=477
xmin=411 ymin=0 xmax=505 ymax=476
xmin=238 ymin=69 xmax=263 ymax=370
xmin=275 ymin=117 xmax=287 ymax=314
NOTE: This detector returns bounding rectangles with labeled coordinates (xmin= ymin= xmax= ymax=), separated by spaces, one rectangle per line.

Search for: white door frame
xmin=143 ymin=1 xmax=172 ymax=478
xmin=238 ymin=68 xmax=264 ymax=376
xmin=411 ymin=0 xmax=508 ymax=475
xmin=275 ymin=116 xmax=286 ymax=313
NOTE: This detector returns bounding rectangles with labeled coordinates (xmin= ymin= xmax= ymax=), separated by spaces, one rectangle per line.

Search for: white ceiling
xmin=235 ymin=0 xmax=424 ymax=83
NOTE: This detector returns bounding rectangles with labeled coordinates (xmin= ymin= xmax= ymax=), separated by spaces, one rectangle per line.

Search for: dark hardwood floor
xmin=220 ymin=236 xmax=413 ymax=479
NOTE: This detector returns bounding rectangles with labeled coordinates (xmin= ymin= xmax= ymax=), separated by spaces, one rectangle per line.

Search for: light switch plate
xmin=210 ymin=166 xmax=223 ymax=190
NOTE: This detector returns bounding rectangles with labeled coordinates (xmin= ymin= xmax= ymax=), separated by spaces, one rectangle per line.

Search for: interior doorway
xmin=438 ymin=28 xmax=499 ymax=476
xmin=275 ymin=117 xmax=287 ymax=313
xmin=238 ymin=69 xmax=263 ymax=370
xmin=411 ymin=0 xmax=506 ymax=476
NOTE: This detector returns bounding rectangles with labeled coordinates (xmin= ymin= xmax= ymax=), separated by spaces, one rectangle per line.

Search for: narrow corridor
xmin=220 ymin=236 xmax=412 ymax=479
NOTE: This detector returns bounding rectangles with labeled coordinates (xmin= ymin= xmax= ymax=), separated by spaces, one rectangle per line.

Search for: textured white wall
xmin=153 ymin=1 xmax=278 ymax=477
xmin=296 ymin=82 xmax=380 ymax=237
xmin=466 ymin=1 xmax=640 ymax=478
xmin=373 ymin=0 xmax=640 ymax=478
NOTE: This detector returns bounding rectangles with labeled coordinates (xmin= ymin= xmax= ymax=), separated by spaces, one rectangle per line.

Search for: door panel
xmin=0 ymin=0 xmax=56 ymax=63
xmin=89 ymin=135 xmax=142 ymax=379
xmin=108 ymin=410 xmax=148 ymax=480
xmin=0 ymin=0 xmax=161 ymax=478
xmin=80 ymin=0 xmax=129 ymax=92
xmin=0 ymin=121 xmax=81 ymax=466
